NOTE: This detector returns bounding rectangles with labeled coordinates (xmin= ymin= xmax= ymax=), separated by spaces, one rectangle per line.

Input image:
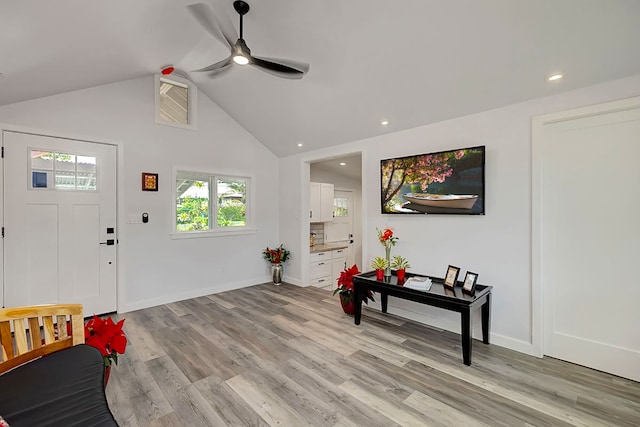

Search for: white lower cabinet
xmin=310 ymin=248 xmax=347 ymax=290
xmin=310 ymin=251 xmax=332 ymax=288
xmin=331 ymin=248 xmax=347 ymax=280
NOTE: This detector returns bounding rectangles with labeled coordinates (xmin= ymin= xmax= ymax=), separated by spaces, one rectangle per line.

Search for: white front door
xmin=2 ymin=131 xmax=117 ymax=315
xmin=326 ymin=190 xmax=354 ymax=267
xmin=535 ymin=99 xmax=640 ymax=381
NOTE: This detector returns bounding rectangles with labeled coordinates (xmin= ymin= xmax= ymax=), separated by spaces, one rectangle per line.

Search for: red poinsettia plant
xmin=332 ymin=264 xmax=375 ymax=305
xmin=84 ymin=315 xmax=127 ymax=367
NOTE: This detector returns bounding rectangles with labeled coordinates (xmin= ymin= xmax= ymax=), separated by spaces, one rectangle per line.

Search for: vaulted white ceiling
xmin=1 ymin=0 xmax=640 ymax=157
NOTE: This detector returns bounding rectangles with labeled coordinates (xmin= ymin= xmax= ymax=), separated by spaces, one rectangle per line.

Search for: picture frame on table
xmin=142 ymin=172 xmax=158 ymax=191
xmin=443 ymin=265 xmax=460 ymax=288
xmin=462 ymin=271 xmax=478 ymax=295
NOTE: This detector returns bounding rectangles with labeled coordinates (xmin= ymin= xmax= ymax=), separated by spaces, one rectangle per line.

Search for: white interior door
xmin=326 ymin=190 xmax=354 ymax=267
xmin=2 ymin=131 xmax=117 ymax=315
xmin=536 ymin=100 xmax=640 ymax=381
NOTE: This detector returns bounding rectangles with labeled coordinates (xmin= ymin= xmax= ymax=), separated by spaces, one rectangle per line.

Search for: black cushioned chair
xmin=0 ymin=304 xmax=118 ymax=426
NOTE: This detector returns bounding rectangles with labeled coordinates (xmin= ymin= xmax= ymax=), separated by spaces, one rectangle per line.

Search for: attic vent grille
xmin=154 ymin=74 xmax=197 ymax=130
xmin=159 ymin=78 xmax=188 ymax=125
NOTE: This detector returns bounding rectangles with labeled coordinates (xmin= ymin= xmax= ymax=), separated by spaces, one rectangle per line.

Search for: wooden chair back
xmin=0 ymin=304 xmax=84 ymax=374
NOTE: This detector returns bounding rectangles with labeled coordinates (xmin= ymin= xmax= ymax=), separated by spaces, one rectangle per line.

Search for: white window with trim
xmin=174 ymin=170 xmax=254 ymax=236
xmin=155 ymin=74 xmax=197 ymax=129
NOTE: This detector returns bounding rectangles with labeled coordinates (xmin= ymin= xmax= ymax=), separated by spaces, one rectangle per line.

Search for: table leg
xmin=354 ymin=283 xmax=363 ymax=325
xmin=461 ymin=308 xmax=472 ymax=366
xmin=482 ymin=293 xmax=491 ymax=344
xmin=381 ymin=293 xmax=388 ymax=313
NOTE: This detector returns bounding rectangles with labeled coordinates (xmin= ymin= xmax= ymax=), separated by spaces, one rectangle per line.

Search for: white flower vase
xmin=272 ymin=263 xmax=283 ymax=285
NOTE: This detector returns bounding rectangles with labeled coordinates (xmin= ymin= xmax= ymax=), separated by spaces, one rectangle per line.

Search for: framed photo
xmin=142 ymin=172 xmax=158 ymax=191
xmin=462 ymin=271 xmax=478 ymax=295
xmin=444 ymin=265 xmax=460 ymax=288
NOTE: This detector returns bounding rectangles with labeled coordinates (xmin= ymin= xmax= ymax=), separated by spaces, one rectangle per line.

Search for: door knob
xmin=99 ymin=239 xmax=115 ymax=246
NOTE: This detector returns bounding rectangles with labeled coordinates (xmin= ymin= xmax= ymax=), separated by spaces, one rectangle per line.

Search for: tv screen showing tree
xmin=380 ymin=146 xmax=485 ymax=215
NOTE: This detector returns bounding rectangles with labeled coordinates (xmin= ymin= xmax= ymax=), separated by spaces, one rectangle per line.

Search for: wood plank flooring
xmin=105 ymin=283 xmax=640 ymax=426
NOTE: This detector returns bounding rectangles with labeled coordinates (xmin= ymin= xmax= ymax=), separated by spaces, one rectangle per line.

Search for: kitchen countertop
xmin=310 ymin=243 xmax=349 ymax=253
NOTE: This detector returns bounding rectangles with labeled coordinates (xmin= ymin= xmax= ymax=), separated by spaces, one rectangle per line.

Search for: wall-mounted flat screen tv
xmin=381 ymin=145 xmax=485 ymax=215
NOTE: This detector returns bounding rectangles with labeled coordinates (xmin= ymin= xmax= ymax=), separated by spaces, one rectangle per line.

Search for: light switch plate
xmin=127 ymin=214 xmax=142 ymax=224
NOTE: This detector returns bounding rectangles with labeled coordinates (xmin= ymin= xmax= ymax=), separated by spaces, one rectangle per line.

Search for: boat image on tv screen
xmin=380 ymin=146 xmax=485 ymax=215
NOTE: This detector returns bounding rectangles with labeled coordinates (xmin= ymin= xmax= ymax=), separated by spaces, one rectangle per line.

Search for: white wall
xmin=0 ymin=75 xmax=280 ymax=312
xmin=280 ymin=73 xmax=640 ymax=356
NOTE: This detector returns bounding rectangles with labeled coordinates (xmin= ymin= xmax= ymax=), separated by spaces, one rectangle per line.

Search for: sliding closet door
xmin=534 ymin=98 xmax=640 ymax=381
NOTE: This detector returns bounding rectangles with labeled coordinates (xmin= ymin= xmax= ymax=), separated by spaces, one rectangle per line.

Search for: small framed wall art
xmin=462 ymin=271 xmax=478 ymax=295
xmin=142 ymin=172 xmax=158 ymax=191
xmin=444 ymin=265 xmax=460 ymax=288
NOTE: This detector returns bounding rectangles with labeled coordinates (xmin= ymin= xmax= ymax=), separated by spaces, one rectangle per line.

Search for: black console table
xmin=353 ymin=271 xmax=492 ymax=366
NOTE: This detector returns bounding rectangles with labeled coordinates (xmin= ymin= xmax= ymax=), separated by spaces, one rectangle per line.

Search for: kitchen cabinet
xmin=310 ymin=247 xmax=347 ymax=290
xmin=309 ymin=250 xmax=332 ymax=288
xmin=331 ymin=248 xmax=347 ymax=281
xmin=309 ymin=182 xmax=334 ymax=222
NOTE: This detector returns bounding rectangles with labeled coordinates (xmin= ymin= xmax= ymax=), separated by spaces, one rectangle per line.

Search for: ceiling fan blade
xmin=192 ymin=56 xmax=232 ymax=73
xmin=187 ymin=3 xmax=237 ymax=48
xmin=254 ymin=56 xmax=310 ymax=74
xmin=251 ymin=56 xmax=309 ymax=79
xmin=207 ymin=64 xmax=234 ymax=78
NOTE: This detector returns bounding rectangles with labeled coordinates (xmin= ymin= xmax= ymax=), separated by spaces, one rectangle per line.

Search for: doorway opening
xmin=309 ymin=152 xmax=363 ymax=283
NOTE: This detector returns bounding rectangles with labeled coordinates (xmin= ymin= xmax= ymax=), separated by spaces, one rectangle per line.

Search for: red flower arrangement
xmin=377 ymin=227 xmax=398 ymax=249
xmin=84 ymin=315 xmax=127 ymax=367
xmin=262 ymin=244 xmax=291 ymax=264
xmin=333 ymin=264 xmax=375 ymax=306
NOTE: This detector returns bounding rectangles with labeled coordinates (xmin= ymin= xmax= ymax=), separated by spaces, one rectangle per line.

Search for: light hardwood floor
xmin=105 ymin=283 xmax=640 ymax=426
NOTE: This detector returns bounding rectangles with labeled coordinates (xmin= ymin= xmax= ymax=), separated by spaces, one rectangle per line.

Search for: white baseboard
xmin=282 ymin=275 xmax=304 ymax=286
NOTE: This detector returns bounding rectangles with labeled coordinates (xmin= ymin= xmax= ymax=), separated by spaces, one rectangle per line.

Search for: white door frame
xmin=531 ymin=95 xmax=640 ymax=358
xmin=301 ymin=150 xmax=364 ymax=286
xmin=0 ymin=123 xmax=122 ymax=311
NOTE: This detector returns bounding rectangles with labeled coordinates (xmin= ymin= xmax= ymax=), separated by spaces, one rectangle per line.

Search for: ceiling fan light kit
xmin=188 ymin=1 xmax=309 ymax=79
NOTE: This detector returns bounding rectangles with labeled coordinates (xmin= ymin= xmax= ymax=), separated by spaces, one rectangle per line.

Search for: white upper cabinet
xmin=309 ymin=182 xmax=334 ymax=222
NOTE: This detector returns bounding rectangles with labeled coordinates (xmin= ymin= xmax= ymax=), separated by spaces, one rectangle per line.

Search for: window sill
xmin=170 ymin=228 xmax=257 ymax=239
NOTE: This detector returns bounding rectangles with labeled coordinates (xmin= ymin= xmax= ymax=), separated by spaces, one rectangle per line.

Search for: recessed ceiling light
xmin=339 ymin=162 xmax=346 ymax=166
xmin=381 ymin=120 xmax=389 ymax=126
xmin=547 ymin=73 xmax=563 ymax=82
xmin=297 ymin=143 xmax=303 ymax=147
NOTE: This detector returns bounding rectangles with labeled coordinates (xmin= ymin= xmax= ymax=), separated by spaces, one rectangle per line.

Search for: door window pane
xmin=30 ymin=149 xmax=97 ymax=191
xmin=77 ymin=173 xmax=97 ymax=191
xmin=77 ymin=156 xmax=97 ymax=173
xmin=55 ymin=171 xmax=76 ymax=189
xmin=31 ymin=151 xmax=54 ymax=170
xmin=32 ymin=171 xmax=49 ymax=188
xmin=55 ymin=153 xmax=76 ymax=171
xmin=333 ymin=197 xmax=348 ymax=217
